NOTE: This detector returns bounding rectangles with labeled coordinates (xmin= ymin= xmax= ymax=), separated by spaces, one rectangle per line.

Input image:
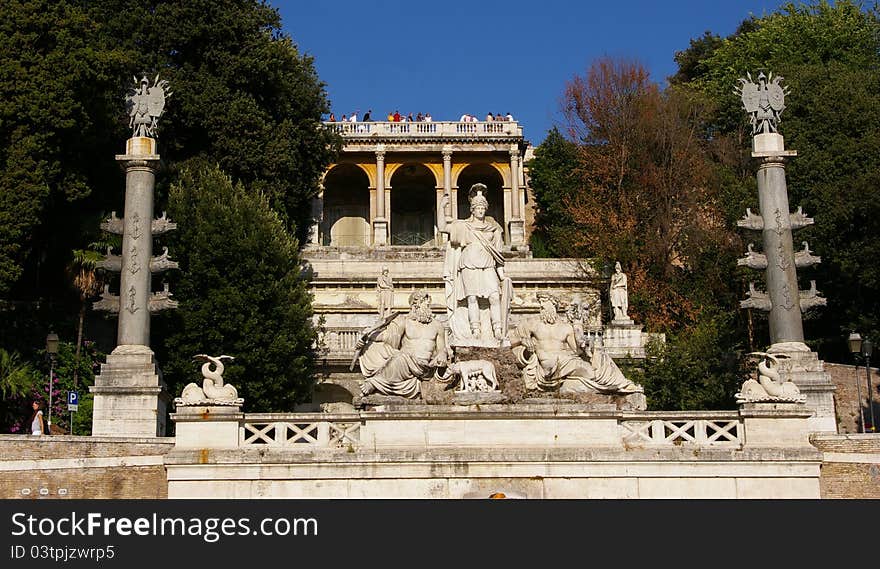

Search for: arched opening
xmin=390 ymin=163 xmax=437 ymax=246
xmin=321 ymin=164 xmax=370 ymax=246
xmin=456 ymin=164 xmax=505 ymax=238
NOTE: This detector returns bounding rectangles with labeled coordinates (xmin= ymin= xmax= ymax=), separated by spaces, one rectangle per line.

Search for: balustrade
xmin=619 ymin=416 xmax=742 ymax=447
xmin=234 ymin=412 xmax=743 ymax=450
xmin=241 ymin=419 xmax=360 ymax=448
xmin=325 ymin=121 xmax=521 ymax=137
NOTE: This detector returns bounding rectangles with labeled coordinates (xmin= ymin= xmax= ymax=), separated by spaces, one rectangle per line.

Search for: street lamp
xmin=848 ymin=332 xmax=865 ymax=433
xmin=864 ymin=338 xmax=875 ymax=432
xmin=45 ymin=331 xmax=59 ymax=434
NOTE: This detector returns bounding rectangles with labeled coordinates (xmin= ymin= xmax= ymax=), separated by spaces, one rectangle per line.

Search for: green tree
xmin=1 ymin=1 xmax=337 ymax=402
xmin=0 ymin=0 xmax=123 ymax=298
xmin=159 ymin=163 xmax=317 ymax=411
xmin=525 ymin=127 xmax=581 ymax=258
xmin=0 ymin=348 xmax=39 ymax=431
xmin=639 ymin=309 xmax=747 ymax=410
xmin=84 ymin=0 xmax=340 ymax=241
xmin=675 ymin=0 xmax=880 ymax=359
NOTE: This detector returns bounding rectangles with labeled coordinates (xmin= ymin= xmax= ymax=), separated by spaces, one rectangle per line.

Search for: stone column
xmin=373 ymin=145 xmax=388 ymax=246
xmin=741 ymin=132 xmax=836 ymax=433
xmin=442 ymin=146 xmax=453 ymax=198
xmin=440 ymin=146 xmax=453 ymax=242
xmin=91 ymin=136 xmax=174 ymax=438
xmin=754 ymin=135 xmax=803 ymax=345
xmin=116 ymin=157 xmax=158 ymax=345
xmin=509 ymin=146 xmax=521 ymax=219
xmin=508 ymin=146 xmax=525 ymax=247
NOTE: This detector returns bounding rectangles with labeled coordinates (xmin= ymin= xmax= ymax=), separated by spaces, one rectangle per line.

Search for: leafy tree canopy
xmin=675 ymin=0 xmax=880 ymax=359
xmin=0 ymin=0 xmax=339 ymax=301
xmin=159 ymin=162 xmax=317 ymax=411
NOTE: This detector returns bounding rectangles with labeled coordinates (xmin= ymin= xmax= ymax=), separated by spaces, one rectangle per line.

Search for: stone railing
xmin=619 ymin=412 xmax=743 ymax=448
xmin=240 ymin=414 xmax=360 ymax=448
xmin=320 ymin=328 xmax=361 ymax=358
xmin=325 ymin=120 xmax=522 ymax=138
xmin=228 ymin=410 xmax=744 ymax=450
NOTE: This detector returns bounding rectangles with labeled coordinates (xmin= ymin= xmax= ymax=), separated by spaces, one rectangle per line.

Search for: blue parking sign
xmin=68 ymin=391 xmax=79 ymax=411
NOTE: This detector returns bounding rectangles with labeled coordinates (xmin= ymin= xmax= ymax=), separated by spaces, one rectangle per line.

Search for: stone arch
xmin=389 ymin=163 xmax=437 ymax=246
xmin=455 ymin=164 xmax=504 ymax=230
xmin=321 ymin=163 xmax=370 ymax=246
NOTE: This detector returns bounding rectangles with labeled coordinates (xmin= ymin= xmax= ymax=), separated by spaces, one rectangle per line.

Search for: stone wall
xmin=0 ymin=435 xmax=173 ymax=499
xmin=811 ymin=433 xmax=880 ymax=499
xmin=825 ymin=362 xmax=879 ymax=433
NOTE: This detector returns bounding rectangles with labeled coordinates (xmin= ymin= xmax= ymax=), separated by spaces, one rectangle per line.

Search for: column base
xmin=373 ymin=218 xmax=388 ymax=246
xmin=771 ymin=347 xmax=838 ymax=433
xmin=90 ymin=345 xmax=170 ymax=437
xmin=508 ymin=218 xmax=525 ymax=247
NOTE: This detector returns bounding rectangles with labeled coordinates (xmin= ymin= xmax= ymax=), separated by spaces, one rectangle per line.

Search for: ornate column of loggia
xmin=91 ymin=74 xmax=178 ymax=437
xmin=508 ymin=145 xmax=526 ymax=248
xmin=735 ymin=72 xmax=836 ymax=432
xmin=373 ymin=145 xmax=388 ymax=246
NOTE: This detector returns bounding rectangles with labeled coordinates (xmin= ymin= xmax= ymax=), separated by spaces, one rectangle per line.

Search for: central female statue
xmin=439 ymin=183 xmax=511 ymax=346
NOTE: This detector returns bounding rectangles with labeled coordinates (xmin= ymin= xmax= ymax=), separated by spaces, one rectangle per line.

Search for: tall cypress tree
xmin=159 ymin=162 xmax=317 ymax=411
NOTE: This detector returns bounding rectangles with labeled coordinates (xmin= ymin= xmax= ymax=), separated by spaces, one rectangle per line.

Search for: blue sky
xmin=277 ymin=0 xmax=792 ymax=144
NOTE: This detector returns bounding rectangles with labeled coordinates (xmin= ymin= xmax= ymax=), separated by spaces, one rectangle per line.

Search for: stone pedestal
xmin=90 ymin=345 xmax=170 ymax=437
xmin=603 ymin=321 xmax=647 ymax=359
xmin=508 ymin=218 xmax=525 ymax=248
xmin=740 ymin=402 xmax=814 ymax=447
xmin=769 ymin=344 xmax=837 ymax=433
xmin=373 ymin=218 xmax=388 ymax=246
xmin=171 ymin=405 xmax=243 ymax=448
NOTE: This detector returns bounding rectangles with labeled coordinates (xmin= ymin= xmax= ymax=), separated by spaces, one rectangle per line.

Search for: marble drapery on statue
xmin=439 ymin=183 xmax=512 ymax=347
xmin=511 ymin=293 xmax=642 ymax=395
xmin=609 ymin=261 xmax=629 ymax=322
xmin=376 ymin=266 xmax=394 ymax=317
xmin=356 ymin=290 xmax=450 ymax=398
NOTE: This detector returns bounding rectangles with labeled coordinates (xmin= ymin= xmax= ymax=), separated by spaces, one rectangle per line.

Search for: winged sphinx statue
xmin=125 ymin=73 xmax=171 ymax=138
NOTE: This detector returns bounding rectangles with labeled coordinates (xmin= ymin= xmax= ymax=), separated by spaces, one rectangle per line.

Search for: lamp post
xmin=45 ymin=331 xmax=59 ymax=434
xmin=864 ymin=338 xmax=875 ymax=432
xmin=848 ymin=332 xmax=866 ymax=433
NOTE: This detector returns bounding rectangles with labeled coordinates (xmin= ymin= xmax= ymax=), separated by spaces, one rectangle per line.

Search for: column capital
xmin=375 ymin=144 xmax=386 ymax=161
xmin=509 ymin=146 xmax=520 ymax=158
xmin=442 ymin=145 xmax=453 ymax=160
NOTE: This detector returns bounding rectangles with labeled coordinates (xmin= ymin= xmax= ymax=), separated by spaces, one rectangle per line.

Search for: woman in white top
xmin=30 ymin=401 xmax=44 ymax=435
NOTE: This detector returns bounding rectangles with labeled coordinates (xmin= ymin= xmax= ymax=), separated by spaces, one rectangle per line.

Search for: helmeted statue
xmin=125 ymin=73 xmax=171 ymax=138
xmin=438 ymin=183 xmax=512 ymax=347
xmin=511 ymin=292 xmax=643 ymax=395
xmin=355 ymin=289 xmax=450 ymax=398
xmin=735 ymin=71 xmax=788 ymax=135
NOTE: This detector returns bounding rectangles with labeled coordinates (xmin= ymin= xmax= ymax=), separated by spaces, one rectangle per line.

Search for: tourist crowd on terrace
xmin=326 ymin=109 xmax=514 ymax=123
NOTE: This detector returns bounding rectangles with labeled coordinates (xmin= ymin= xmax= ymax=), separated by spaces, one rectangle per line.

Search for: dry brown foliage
xmin=558 ymin=57 xmax=735 ymax=331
